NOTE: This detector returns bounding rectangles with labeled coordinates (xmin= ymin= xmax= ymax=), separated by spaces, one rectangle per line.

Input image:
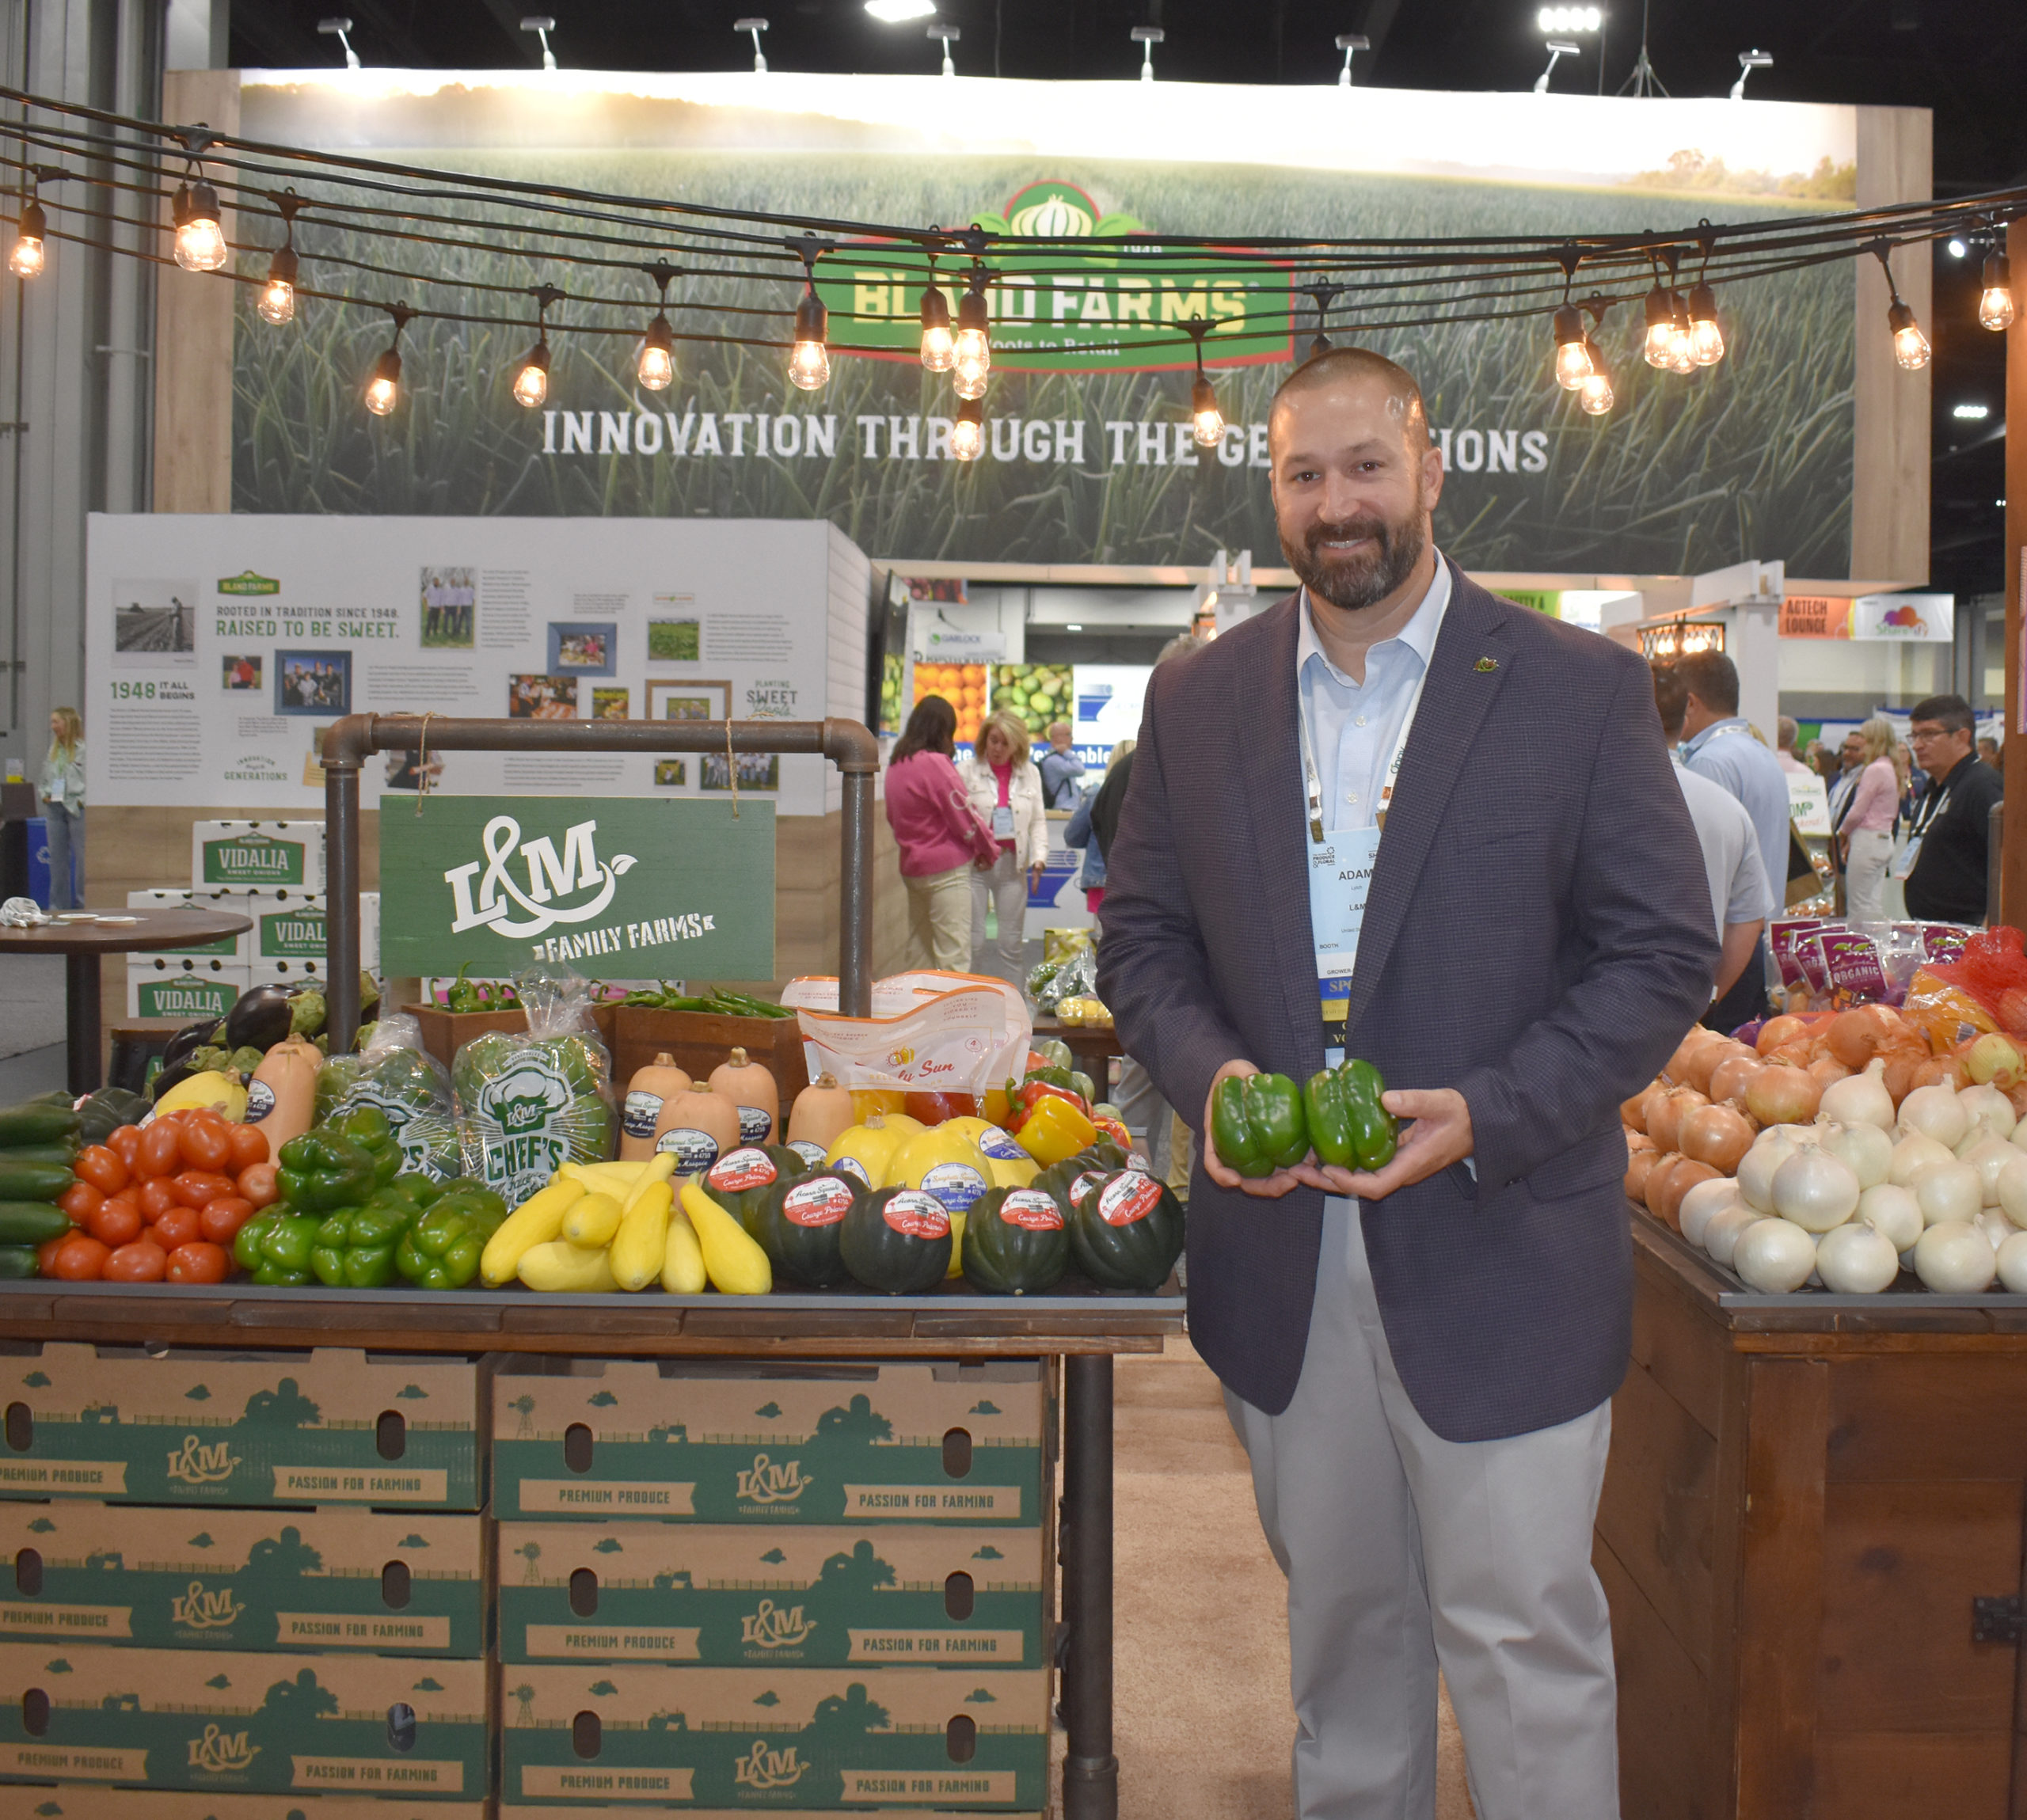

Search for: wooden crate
xmin=1603 ymin=1213 xmax=2027 ymax=1818
xmin=403 ymin=999 xmax=618 ymax=1073
xmin=610 ymin=1005 xmax=809 ymax=1115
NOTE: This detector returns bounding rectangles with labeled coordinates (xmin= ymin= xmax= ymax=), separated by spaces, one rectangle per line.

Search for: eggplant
xmin=159 ymin=1019 xmax=217 ymax=1075
xmin=224 ymin=984 xmax=295 ymax=1054
xmin=149 ymin=1058 xmax=200 ymax=1101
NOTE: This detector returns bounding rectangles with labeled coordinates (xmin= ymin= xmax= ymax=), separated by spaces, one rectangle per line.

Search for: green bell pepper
xmin=1210 ymin=1073 xmax=1310 ymax=1180
xmin=1304 ymin=1058 xmax=1399 ymax=1173
xmin=276 ymin=1130 xmax=381 ymax=1214
xmin=395 ymin=1184 xmax=511 ymax=1290
xmin=328 ymin=1106 xmax=404 ymax=1189
xmin=232 ymin=1209 xmax=323 ymax=1286
xmin=309 ymin=1174 xmax=445 ymax=1289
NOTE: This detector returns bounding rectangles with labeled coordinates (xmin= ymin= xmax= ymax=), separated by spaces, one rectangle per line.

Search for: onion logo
xmin=1006 ymin=182 xmax=1100 ymax=239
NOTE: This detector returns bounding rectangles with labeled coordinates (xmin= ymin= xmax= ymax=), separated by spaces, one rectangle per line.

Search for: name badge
xmin=991 ymin=804 xmax=1015 ymax=838
xmin=1310 ymin=825 xmax=1380 ymax=1013
xmin=1889 ymin=834 xmax=1921 ymax=880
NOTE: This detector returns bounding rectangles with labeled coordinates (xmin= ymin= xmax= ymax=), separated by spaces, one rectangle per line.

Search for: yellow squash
xmin=660 ymin=1206 xmax=708 ymax=1294
xmin=679 ymin=1179 xmax=773 ymax=1295
xmin=481 ymin=1178 xmax=586 ymax=1287
xmin=561 ymin=1191 xmax=624 ymax=1250
xmin=884 ymin=1126 xmax=992 ymax=1279
xmin=825 ymin=1115 xmax=909 ymax=1191
xmin=518 ymin=1239 xmax=619 ymax=1294
xmin=610 ymin=1179 xmax=675 ymax=1291
xmin=154 ymin=1070 xmax=249 ymax=1121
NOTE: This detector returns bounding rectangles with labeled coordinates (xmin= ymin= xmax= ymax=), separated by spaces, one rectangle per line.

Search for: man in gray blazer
xmin=1097 ymin=348 xmax=1716 ymax=1819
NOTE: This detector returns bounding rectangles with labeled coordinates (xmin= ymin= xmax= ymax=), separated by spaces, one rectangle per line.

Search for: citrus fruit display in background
xmin=992 ymin=664 xmax=1073 ymax=739
xmin=912 ymin=663 xmax=990 ymax=746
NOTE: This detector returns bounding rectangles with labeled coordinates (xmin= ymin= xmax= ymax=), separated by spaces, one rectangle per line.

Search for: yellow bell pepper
xmin=1012 ymin=1093 xmax=1097 ymax=1166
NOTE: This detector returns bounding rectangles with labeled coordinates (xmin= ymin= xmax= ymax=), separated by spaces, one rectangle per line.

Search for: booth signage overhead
xmin=234 ymin=72 xmax=1865 ymax=576
xmin=378 ymin=796 xmax=775 ymax=980
xmin=1778 ymin=592 xmax=1954 ymax=640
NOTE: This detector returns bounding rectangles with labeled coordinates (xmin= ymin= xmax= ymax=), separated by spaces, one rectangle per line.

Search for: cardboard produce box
xmin=15 ymin=1788 xmax=489 ymax=1819
xmin=492 ymin=1361 xmax=1044 ymax=1526
xmin=192 ymin=821 xmax=325 ymax=891
xmin=0 ymin=1644 xmax=487 ymax=1797
xmin=610 ymin=1005 xmax=809 ymax=1122
xmin=124 ymin=958 xmax=245 ymax=1023
xmin=402 ymin=1000 xmax=617 ymax=1074
xmin=505 ymin=1812 xmax=1040 ymax=1820
xmin=0 ymin=1503 xmax=486 ymax=1657
xmin=0 ymin=1346 xmax=482 ymax=1511
xmin=500 ymin=1663 xmax=1046 ymax=1810
xmin=498 ymin=1522 xmax=1044 ymax=1667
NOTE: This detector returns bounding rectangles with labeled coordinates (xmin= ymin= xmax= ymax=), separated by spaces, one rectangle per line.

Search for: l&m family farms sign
xmin=233 ymin=73 xmax=1868 ymax=576
xmin=378 ymin=796 xmax=775 ymax=980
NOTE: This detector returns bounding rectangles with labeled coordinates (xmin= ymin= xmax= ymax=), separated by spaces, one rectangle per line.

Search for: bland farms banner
xmin=378 ymin=796 xmax=775 ymax=980
xmin=234 ymin=72 xmax=1865 ymax=575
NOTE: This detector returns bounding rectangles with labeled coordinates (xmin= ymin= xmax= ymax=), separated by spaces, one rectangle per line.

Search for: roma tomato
xmin=49 ymin=1234 xmax=109 ymax=1280
xmin=103 ymin=1240 xmax=167 ymax=1282
xmin=86 ymin=1196 xmax=143 ymax=1248
xmin=166 ymin=1241 xmax=229 ymax=1285
xmin=105 ymin=1125 xmax=143 ymax=1169
xmin=178 ymin=1115 xmax=234 ymax=1174
xmin=36 ymin=1233 xmax=67 ymax=1276
xmin=74 ymin=1146 xmax=130 ymax=1195
xmin=236 ymin=1163 xmax=280 ymax=1210
xmin=171 ymin=1170 xmax=234 ymax=1209
xmin=198 ymin=1196 xmax=254 ymax=1246
xmin=150 ymin=1206 xmax=200 ymax=1250
xmin=227 ymin=1124 xmax=269 ymax=1170
xmin=137 ymin=1177 xmax=180 ymax=1222
xmin=57 ymin=1181 xmax=103 ymax=1224
xmin=136 ymin=1121 xmax=182 ymax=1179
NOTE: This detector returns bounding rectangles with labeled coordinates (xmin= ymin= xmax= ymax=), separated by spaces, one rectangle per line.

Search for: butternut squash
xmin=709 ymin=1047 xmax=779 ymax=1146
xmin=245 ymin=1035 xmax=321 ymax=1155
xmin=620 ymin=1052 xmax=692 ymax=1161
xmin=652 ymin=1081 xmax=743 ymax=1176
xmin=786 ymin=1072 xmax=856 ymax=1160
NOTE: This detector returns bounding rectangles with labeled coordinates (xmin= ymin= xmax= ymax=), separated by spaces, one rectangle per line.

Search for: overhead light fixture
xmin=735 ymin=17 xmax=769 ymax=71
xmin=519 ymin=15 xmax=557 ymax=70
xmin=786 ymin=239 xmax=833 ymax=391
xmin=1980 ymin=250 xmax=2015 ymax=332
xmin=8 ymin=176 xmax=46 ymax=280
xmin=1335 ymin=32 xmax=1368 ymax=85
xmin=927 ymin=21 xmax=960 ymax=75
xmin=1872 ymin=242 xmax=1930 ymax=370
xmin=1535 ymin=39 xmax=1580 ymax=93
xmin=1946 ymin=237 xmax=1969 ymax=259
xmin=637 ymin=262 xmax=679 ymax=391
xmin=1552 ymin=303 xmax=1592 ymax=389
xmin=1729 ymin=49 xmax=1772 ymax=101
xmin=866 ymin=0 xmax=935 ymax=17
xmin=1666 ymin=292 xmax=1697 ymax=373
xmin=918 ymin=266 xmax=954 ymax=371
xmin=1187 ymin=322 xmax=1223 ymax=446
xmin=172 ymin=177 xmax=227 ymax=272
xmin=257 ymin=190 xmax=304 ymax=325
xmin=1536 ymin=6 xmax=1601 ymax=29
xmin=1687 ymin=279 xmax=1725 ymax=365
xmin=317 ymin=16 xmax=361 ymax=70
xmin=363 ymin=304 xmax=414 ymax=417
xmin=953 ymin=270 xmax=991 ymax=401
xmin=1641 ymin=279 xmax=1675 ymax=367
xmin=1579 ymin=335 xmax=1614 ymax=414
xmin=1954 ymin=402 xmax=1991 ymax=420
xmin=1131 ymin=25 xmax=1163 ymax=82
xmin=951 ymin=396 xmax=984 ymax=461
xmin=513 ymin=284 xmax=562 ymax=409
xmin=1065 ymin=623 xmax=1084 ymax=631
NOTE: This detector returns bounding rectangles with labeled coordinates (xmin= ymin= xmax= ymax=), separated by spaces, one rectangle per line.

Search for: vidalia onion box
xmin=0 ymin=1503 xmax=486 ymax=1658
xmin=491 ymin=1361 xmax=1044 ymax=1526
xmin=497 ymin=1521 xmax=1044 ymax=1666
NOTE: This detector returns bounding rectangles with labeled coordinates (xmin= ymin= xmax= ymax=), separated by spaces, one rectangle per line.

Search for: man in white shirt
xmin=1776 ymin=716 xmax=1812 ymax=777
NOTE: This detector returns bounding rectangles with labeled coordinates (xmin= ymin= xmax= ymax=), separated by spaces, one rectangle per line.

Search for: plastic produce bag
xmin=451 ymin=963 xmax=616 ymax=1206
xmin=314 ymin=1013 xmax=462 ymax=1182
xmin=782 ymin=970 xmax=1032 ymax=1099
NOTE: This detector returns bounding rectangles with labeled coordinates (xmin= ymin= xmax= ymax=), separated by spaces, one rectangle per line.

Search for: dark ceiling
xmin=227 ymin=0 xmax=2027 ymax=594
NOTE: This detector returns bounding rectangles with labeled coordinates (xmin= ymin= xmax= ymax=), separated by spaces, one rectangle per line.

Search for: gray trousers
xmin=1224 ymin=1199 xmax=1619 ymax=1820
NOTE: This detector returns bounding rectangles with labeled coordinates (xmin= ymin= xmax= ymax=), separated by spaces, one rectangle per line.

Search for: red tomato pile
xmin=44 ymin=1111 xmax=273 ymax=1285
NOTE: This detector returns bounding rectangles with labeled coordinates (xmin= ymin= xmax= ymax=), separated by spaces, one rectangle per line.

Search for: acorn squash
xmin=840 ymin=1186 xmax=952 ymax=1294
xmin=1069 ymin=1168 xmax=1185 ymax=1293
xmin=702 ymin=1142 xmax=808 ymax=1238
xmin=962 ymin=1184 xmax=1071 ymax=1295
xmin=753 ymin=1168 xmax=859 ymax=1288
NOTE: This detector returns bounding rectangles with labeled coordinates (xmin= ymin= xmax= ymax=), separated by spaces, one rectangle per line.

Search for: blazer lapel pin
xmin=1474 ymin=656 xmax=1499 ymax=672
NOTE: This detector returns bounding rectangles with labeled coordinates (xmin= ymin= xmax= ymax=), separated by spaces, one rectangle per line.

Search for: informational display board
xmin=378 ymin=796 xmax=775 ymax=982
xmin=84 ymin=514 xmax=870 ymax=813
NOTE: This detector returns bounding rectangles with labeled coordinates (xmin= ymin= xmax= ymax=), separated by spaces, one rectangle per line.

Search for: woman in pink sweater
xmin=884 ymin=696 xmax=1001 ymax=971
xmin=1838 ymin=716 xmax=1901 ymax=924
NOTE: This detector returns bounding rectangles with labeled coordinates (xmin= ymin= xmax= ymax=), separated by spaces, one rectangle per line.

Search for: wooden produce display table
xmin=1603 ymin=1211 xmax=2027 ymax=1819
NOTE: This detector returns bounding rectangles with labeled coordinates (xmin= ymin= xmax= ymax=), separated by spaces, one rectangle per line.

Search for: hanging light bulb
xmin=953 ymin=283 xmax=991 ymax=401
xmin=257 ymin=244 xmax=297 ymax=325
xmin=1888 ymin=297 xmax=1931 ymax=370
xmin=364 ymin=347 xmax=402 ymax=416
xmin=637 ymin=313 xmax=675 ymax=390
xmin=1666 ymin=294 xmax=1697 ymax=374
xmin=1191 ymin=372 xmax=1224 ymax=447
xmin=951 ymin=396 xmax=983 ymax=461
xmin=1307 ymin=330 xmax=1333 ymax=362
xmin=1687 ymin=281 xmax=1724 ymax=365
xmin=1551 ymin=303 xmax=1592 ymax=389
xmin=1579 ymin=336 xmax=1614 ymax=415
xmin=1641 ymin=282 xmax=1675 ymax=368
xmin=512 ymin=337 xmax=551 ymax=409
xmin=919 ymin=279 xmax=954 ymax=372
xmin=8 ymin=199 xmax=45 ymax=279
xmin=1981 ymin=252 xmax=2016 ymax=332
xmin=172 ymin=180 xmax=227 ymax=272
xmin=788 ymin=287 xmax=830 ymax=391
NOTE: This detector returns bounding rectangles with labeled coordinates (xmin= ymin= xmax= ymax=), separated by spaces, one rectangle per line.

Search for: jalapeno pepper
xmin=1304 ymin=1058 xmax=1399 ymax=1172
xmin=1210 ymin=1073 xmax=1310 ymax=1179
xmin=309 ymin=1174 xmax=445 ymax=1290
xmin=395 ymin=1184 xmax=511 ymax=1290
xmin=445 ymin=962 xmax=486 ymax=1015
xmin=275 ymin=1130 xmax=380 ymax=1214
xmin=232 ymin=1208 xmax=323 ymax=1286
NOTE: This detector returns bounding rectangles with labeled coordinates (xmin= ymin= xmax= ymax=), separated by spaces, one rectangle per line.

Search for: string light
xmin=1687 ymin=279 xmax=1725 ymax=365
xmin=512 ymin=286 xmax=562 ymax=409
xmin=1641 ymin=279 xmax=1675 ymax=368
xmin=1305 ymin=284 xmax=1338 ymax=363
xmin=919 ymin=274 xmax=953 ymax=372
xmin=363 ymin=303 xmax=414 ymax=416
xmin=172 ymin=176 xmax=227 ymax=272
xmin=1551 ymin=302 xmax=1592 ymax=388
xmin=257 ymin=191 xmax=304 ymax=325
xmin=785 ymin=238 xmax=832 ymax=390
xmin=951 ymin=396 xmax=983 ymax=461
xmin=636 ymin=261 xmax=677 ymax=390
xmin=8 ymin=196 xmax=44 ymax=279
xmin=1579 ymin=336 xmax=1614 ymax=414
xmin=953 ymin=268 xmax=991 ymax=401
xmin=1980 ymin=249 xmax=2015 ymax=332
xmin=1871 ymin=242 xmax=1930 ymax=370
xmin=1666 ymin=294 xmax=1697 ymax=373
xmin=1186 ymin=323 xmax=1223 ymax=446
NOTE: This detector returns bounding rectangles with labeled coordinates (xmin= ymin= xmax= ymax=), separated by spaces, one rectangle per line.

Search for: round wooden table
xmin=0 ymin=906 xmax=252 ymax=1094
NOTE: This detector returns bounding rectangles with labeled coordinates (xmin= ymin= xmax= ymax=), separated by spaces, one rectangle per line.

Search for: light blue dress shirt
xmin=1679 ymin=716 xmax=1789 ymax=921
xmin=1296 ymin=557 xmax=1452 ymax=835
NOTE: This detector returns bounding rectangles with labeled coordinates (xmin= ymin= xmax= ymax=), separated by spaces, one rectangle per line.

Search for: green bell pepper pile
xmin=394 ymin=1183 xmax=511 ymax=1290
xmin=233 ymin=1210 xmax=322 ymax=1286
xmin=316 ymin=1036 xmax=462 ymax=1181
xmin=310 ymin=1174 xmax=446 ymax=1289
xmin=1210 ymin=1073 xmax=1310 ymax=1179
xmin=1304 ymin=1058 xmax=1400 ymax=1172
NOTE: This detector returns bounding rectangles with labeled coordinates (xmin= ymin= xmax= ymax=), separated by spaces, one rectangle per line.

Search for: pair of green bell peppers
xmin=393 ymin=1184 xmax=510 ymax=1290
xmin=311 ymin=1173 xmax=444 ymax=1289
xmin=276 ymin=1108 xmax=403 ymax=1214
xmin=1210 ymin=1059 xmax=1398 ymax=1179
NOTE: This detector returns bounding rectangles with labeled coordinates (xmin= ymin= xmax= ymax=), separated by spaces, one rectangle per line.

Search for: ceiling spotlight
xmin=1954 ymin=403 xmax=1991 ymax=420
xmin=1729 ymin=49 xmax=1771 ymax=101
xmin=1537 ymin=6 xmax=1601 ymax=29
xmin=1336 ymin=32 xmax=1369 ymax=85
xmin=1980 ymin=252 xmax=2015 ymax=332
xmin=519 ymin=16 xmax=557 ymax=70
xmin=1535 ymin=40 xmax=1580 ymax=93
xmin=172 ymin=178 xmax=227 ymax=272
xmin=1947 ymin=237 xmax=1969 ymax=259
xmin=1132 ymin=25 xmax=1164 ymax=82
xmin=735 ymin=17 xmax=769 ymax=71
xmin=317 ymin=17 xmax=361 ymax=70
xmin=866 ymin=0 xmax=935 ymax=17
xmin=927 ymin=21 xmax=960 ymax=75
xmin=1065 ymin=623 xmax=1084 ymax=631
xmin=1552 ymin=303 xmax=1592 ymax=389
xmin=951 ymin=396 xmax=984 ymax=462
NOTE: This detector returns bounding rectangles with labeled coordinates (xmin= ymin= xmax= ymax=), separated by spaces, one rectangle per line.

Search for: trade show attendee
xmin=1835 ymin=716 xmax=1901 ymax=925
xmin=1981 ymin=735 xmax=2003 ymax=772
xmin=1652 ymin=667 xmax=1770 ymax=1030
xmin=1063 ymin=750 xmax=1128 ymax=913
xmin=883 ymin=696 xmax=998 ymax=972
xmin=960 ymin=710 xmax=1048 ymax=986
xmin=1903 ymin=693 xmax=2004 ymax=925
xmin=1037 ymin=721 xmax=1086 ymax=809
xmin=1827 ymin=728 xmax=1865 ymax=826
xmin=38 ymin=706 xmax=84 ymax=912
xmin=1098 ymin=346 xmax=1714 ymax=1820
xmin=1674 ymin=651 xmax=1790 ymax=921
xmin=1776 ymin=716 xmax=1812 ymax=776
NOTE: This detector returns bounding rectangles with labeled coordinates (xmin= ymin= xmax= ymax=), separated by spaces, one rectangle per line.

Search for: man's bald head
xmin=1270 ymin=347 xmax=1432 ymax=453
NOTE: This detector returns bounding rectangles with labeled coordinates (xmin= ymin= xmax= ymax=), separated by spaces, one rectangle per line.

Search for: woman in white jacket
xmin=958 ymin=709 xmax=1050 ymax=986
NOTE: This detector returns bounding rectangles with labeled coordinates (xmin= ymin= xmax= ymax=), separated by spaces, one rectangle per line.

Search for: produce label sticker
xmin=976 ymin=1127 xmax=1026 ymax=1161
xmin=787 ymin=1139 xmax=828 ymax=1168
xmin=920 ymin=1162 xmax=987 ymax=1213
xmin=734 ymin=1104 xmax=772 ymax=1144
xmin=882 ymin=1191 xmax=949 ymax=1241
xmin=1099 ymin=1173 xmax=1163 ymax=1227
xmin=655 ymin=1127 xmax=719 ymax=1173
xmin=470 ymin=1053 xmax=577 ymax=1206
xmin=999 ymin=1191 xmax=1063 ymax=1232
xmin=708 ymin=1148 xmax=778 ymax=1194
xmin=783 ymin=1178 xmax=854 ymax=1227
xmin=621 ymin=1089 xmax=664 ymax=1139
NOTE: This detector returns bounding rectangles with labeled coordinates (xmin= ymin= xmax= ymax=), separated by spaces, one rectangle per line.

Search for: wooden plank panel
xmin=1736 ymin=1358 xmax=1829 ymax=1817
xmin=1827 ymin=1356 xmax=2027 ymax=1482
xmin=1818 ymin=1479 xmax=2022 ymax=1734
xmin=1630 ymin=1246 xmax=1727 ymax=1439
xmin=1596 ymin=1357 xmax=1717 ymax=1673
xmin=1814 ymin=1729 xmax=2013 ymax=1819
xmin=1595 ymin=1535 xmax=1715 ymax=1820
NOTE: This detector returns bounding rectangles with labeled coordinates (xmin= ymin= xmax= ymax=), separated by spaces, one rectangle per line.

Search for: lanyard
xmin=1911 ymin=779 xmax=1950 ymax=839
xmin=1298 ymin=647 xmax=1436 ymax=844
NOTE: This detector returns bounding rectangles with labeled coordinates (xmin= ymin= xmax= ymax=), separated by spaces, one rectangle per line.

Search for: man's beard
xmin=1282 ymin=508 xmax=1425 ymax=614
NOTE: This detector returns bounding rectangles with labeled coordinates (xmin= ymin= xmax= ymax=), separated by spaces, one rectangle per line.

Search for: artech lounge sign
xmin=378 ymin=796 xmax=776 ymax=981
